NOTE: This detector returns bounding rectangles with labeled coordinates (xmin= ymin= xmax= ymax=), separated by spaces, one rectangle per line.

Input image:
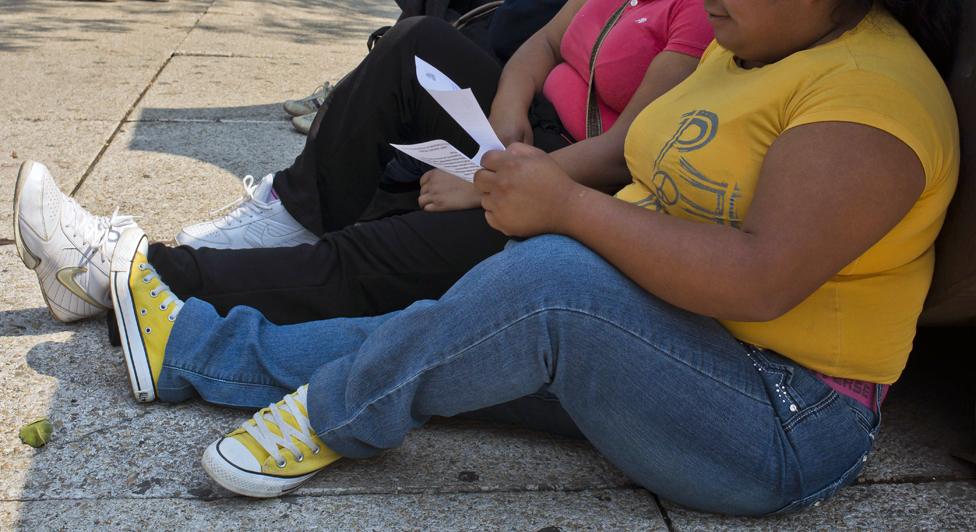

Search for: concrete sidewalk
xmin=0 ymin=1 xmax=974 ymax=529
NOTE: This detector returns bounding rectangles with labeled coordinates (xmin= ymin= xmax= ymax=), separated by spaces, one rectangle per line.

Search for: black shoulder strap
xmin=585 ymin=0 xmax=631 ymax=138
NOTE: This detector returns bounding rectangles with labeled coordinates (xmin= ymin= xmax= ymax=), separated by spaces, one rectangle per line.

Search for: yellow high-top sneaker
xmin=202 ymin=385 xmax=342 ymax=498
xmin=110 ymin=228 xmax=182 ymax=402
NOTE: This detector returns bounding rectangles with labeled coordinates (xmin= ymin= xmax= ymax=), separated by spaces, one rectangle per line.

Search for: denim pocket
xmin=742 ymin=344 xmax=877 ymax=515
xmin=743 ymin=347 xmax=838 ymax=431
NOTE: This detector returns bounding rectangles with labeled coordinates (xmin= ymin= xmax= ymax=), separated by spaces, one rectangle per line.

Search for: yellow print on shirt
xmin=633 ymin=110 xmax=742 ymax=227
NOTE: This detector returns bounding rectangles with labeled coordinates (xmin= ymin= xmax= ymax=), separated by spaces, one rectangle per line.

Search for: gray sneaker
xmin=291 ymin=112 xmax=316 ymax=135
xmin=283 ymin=82 xmax=332 ymax=117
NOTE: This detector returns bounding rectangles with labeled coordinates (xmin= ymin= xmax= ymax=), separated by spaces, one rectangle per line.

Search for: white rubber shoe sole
xmin=12 ymin=161 xmax=42 ymax=270
xmin=201 ymin=438 xmax=319 ymax=498
xmin=14 ymin=161 xmax=67 ymax=321
xmin=110 ymin=230 xmax=156 ymax=403
xmin=13 ymin=161 xmax=108 ymax=322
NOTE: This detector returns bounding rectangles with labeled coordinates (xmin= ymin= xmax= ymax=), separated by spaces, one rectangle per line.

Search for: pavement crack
xmin=857 ymin=474 xmax=976 ymax=485
xmin=52 ymin=410 xmax=154 ymax=447
xmin=652 ymin=493 xmax=675 ymax=532
xmin=49 ymin=402 xmax=197 ymax=447
xmin=0 ymin=239 xmax=13 ymax=246
xmin=173 ymin=51 xmax=282 ymax=59
xmin=1 ymin=485 xmax=647 ymax=504
xmin=67 ymin=0 xmax=218 ymax=197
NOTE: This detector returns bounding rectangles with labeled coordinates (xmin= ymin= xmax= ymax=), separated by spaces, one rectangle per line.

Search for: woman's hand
xmin=489 ymin=107 xmax=534 ymax=146
xmin=474 ymin=143 xmax=582 ymax=237
xmin=485 ymin=0 xmax=590 ymax=147
xmin=418 ymin=169 xmax=483 ymax=212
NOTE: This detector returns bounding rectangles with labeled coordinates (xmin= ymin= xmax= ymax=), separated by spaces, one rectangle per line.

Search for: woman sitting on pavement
xmin=94 ymin=0 xmax=960 ymax=515
xmin=13 ymin=0 xmax=713 ymax=335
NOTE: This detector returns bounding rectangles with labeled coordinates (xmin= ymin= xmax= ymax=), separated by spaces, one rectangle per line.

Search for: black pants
xmin=277 ymin=15 xmax=502 ymax=235
xmin=147 ymin=208 xmax=507 ymax=323
xmin=127 ymin=17 xmax=581 ymax=437
xmin=146 ymin=16 xmax=571 ymax=325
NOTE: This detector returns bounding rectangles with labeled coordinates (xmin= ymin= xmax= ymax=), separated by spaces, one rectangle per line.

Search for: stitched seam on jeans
xmin=749 ymin=347 xmax=842 ymax=430
xmin=557 ymin=307 xmax=769 ymax=403
xmin=525 ymin=392 xmax=560 ymax=402
xmin=161 ymin=364 xmax=282 ymax=388
xmin=845 ymin=402 xmax=875 ymax=434
xmin=157 ymin=383 xmax=194 ymax=392
xmin=320 ymin=306 xmax=766 ymax=437
xmin=771 ymin=450 xmax=868 ymax=514
xmin=782 ymin=392 xmax=838 ymax=432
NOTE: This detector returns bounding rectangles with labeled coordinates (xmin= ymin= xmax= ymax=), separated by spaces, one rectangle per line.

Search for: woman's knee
xmin=450 ymin=235 xmax=627 ymax=308
xmin=504 ymin=235 xmax=611 ymax=282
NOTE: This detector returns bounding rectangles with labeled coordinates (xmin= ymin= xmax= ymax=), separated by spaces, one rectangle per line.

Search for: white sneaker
xmin=13 ymin=160 xmax=138 ymax=322
xmin=175 ymin=174 xmax=318 ymax=250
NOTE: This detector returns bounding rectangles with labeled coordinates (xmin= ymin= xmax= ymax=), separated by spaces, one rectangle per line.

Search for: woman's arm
xmin=489 ymin=0 xmax=587 ymax=145
xmin=548 ymin=50 xmax=699 ymax=191
xmin=475 ymin=122 xmax=925 ymax=322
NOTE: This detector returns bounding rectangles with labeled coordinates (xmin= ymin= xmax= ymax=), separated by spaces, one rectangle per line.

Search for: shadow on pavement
xmin=135 ymin=103 xmax=287 ymax=122
xmin=0 ymin=307 xmax=77 ymax=337
xmin=0 ymin=0 xmax=399 ymax=54
xmin=125 ymin=103 xmax=303 ymax=177
xmin=0 ymin=0 xmax=209 ymax=53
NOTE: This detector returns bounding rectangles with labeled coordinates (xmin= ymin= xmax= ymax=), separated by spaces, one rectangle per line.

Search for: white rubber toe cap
xmin=202 ymin=437 xmax=317 ymax=498
xmin=215 ymin=437 xmax=262 ymax=473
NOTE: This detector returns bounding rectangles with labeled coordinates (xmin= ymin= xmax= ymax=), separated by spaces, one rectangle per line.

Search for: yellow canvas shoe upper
xmin=128 ymin=251 xmax=182 ymax=386
xmin=226 ymin=385 xmax=341 ymax=477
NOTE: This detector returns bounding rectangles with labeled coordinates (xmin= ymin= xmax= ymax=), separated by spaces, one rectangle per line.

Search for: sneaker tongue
xmin=252 ymin=174 xmax=277 ymax=203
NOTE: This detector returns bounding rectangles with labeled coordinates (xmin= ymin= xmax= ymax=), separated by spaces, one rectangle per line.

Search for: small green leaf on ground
xmin=19 ymin=419 xmax=53 ymax=448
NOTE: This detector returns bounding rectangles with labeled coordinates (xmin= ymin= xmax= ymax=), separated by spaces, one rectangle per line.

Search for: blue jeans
xmin=159 ymin=235 xmax=880 ymax=516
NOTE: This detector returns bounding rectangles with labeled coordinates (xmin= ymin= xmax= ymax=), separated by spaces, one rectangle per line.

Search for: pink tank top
xmin=542 ymin=0 xmax=713 ymax=141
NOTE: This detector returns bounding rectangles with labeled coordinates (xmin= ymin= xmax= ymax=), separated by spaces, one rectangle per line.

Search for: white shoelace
xmin=244 ymin=385 xmax=320 ymax=468
xmin=69 ymin=200 xmax=137 ymax=265
xmin=209 ymin=175 xmax=272 ymax=227
xmin=306 ymin=81 xmax=332 ymax=107
xmin=136 ymin=263 xmax=183 ymax=322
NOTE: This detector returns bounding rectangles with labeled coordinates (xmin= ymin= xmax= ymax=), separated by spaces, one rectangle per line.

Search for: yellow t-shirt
xmin=617 ymin=7 xmax=959 ymax=384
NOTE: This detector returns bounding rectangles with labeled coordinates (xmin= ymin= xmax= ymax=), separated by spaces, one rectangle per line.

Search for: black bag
xmin=488 ymin=0 xmax=567 ymax=62
xmin=367 ymin=0 xmax=504 ymax=54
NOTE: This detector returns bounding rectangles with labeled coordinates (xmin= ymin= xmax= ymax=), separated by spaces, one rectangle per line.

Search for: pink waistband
xmin=814 ymin=372 xmax=889 ymax=412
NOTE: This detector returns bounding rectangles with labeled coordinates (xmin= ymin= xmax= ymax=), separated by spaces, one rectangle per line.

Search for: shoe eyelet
xmin=144 ymin=327 xmax=151 ymax=334
xmin=296 ymin=454 xmax=304 ymax=463
xmin=150 ymin=290 xmax=158 ymax=298
xmin=168 ymin=315 xmax=176 ymax=322
xmin=140 ymin=308 xmax=147 ymax=316
xmin=138 ymin=264 xmax=147 ymax=271
xmin=142 ymin=277 xmax=151 ymax=284
xmin=312 ymin=447 xmax=321 ymax=455
xmin=276 ymin=459 xmax=286 ymax=468
xmin=159 ymin=304 xmax=167 ymax=311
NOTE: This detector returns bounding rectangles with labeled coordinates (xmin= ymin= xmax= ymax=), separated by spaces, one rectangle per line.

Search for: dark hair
xmin=851 ymin=0 xmax=962 ymax=78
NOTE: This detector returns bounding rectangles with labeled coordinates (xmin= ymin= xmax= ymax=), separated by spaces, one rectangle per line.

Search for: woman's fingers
xmin=418 ymin=191 xmax=433 ymax=209
xmin=479 ymin=149 xmax=510 ymax=171
xmin=473 ymin=168 xmax=497 ymax=193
